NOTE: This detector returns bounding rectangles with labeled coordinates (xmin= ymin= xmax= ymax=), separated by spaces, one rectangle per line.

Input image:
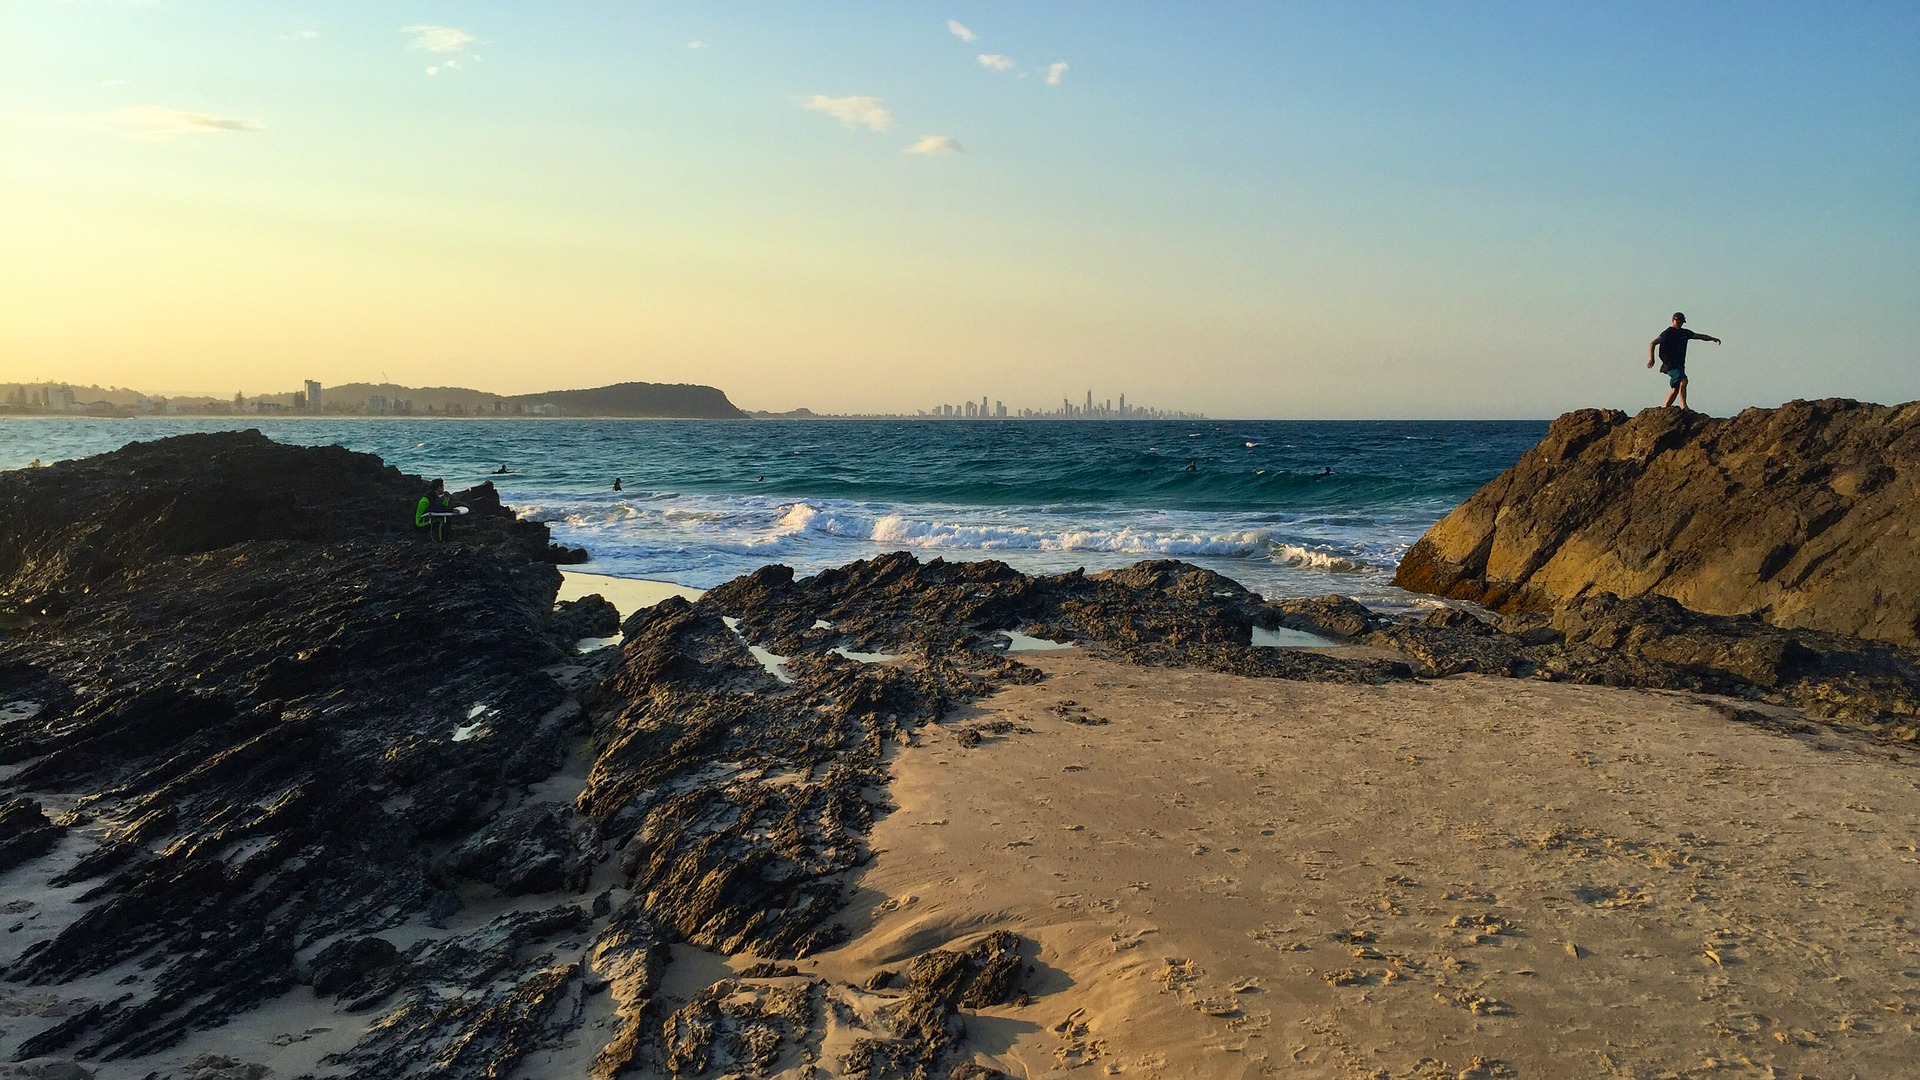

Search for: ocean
xmin=0 ymin=417 xmax=1545 ymax=609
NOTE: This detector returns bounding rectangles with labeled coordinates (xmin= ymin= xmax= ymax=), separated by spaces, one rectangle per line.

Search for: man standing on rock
xmin=1647 ymin=312 xmax=1721 ymax=411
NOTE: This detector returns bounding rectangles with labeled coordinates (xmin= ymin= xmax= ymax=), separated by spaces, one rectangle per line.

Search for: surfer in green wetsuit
xmin=415 ymin=478 xmax=452 ymax=541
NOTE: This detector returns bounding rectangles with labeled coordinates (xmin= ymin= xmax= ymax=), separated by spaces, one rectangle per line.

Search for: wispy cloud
xmin=281 ymin=29 xmax=320 ymax=42
xmin=686 ymin=40 xmax=706 ymax=49
xmin=946 ymin=20 xmax=975 ymax=43
xmin=804 ymin=95 xmax=894 ymax=133
xmin=906 ymin=135 xmax=961 ymax=155
xmin=1046 ymin=61 xmax=1069 ymax=85
xmin=977 ymin=53 xmax=1014 ymax=72
xmin=401 ymin=24 xmax=475 ymax=54
xmin=1 ymin=105 xmax=262 ymax=140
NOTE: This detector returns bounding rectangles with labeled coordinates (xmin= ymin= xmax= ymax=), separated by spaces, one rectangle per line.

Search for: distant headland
xmin=2 ymin=380 xmax=1202 ymax=422
xmin=0 ymin=380 xmax=749 ymax=419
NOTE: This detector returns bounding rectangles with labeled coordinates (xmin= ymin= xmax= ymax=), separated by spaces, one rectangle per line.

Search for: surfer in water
xmin=612 ymin=477 xmax=623 ymax=492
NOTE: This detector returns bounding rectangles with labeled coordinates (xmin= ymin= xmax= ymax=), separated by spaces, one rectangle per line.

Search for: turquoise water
xmin=0 ymin=417 xmax=1545 ymax=605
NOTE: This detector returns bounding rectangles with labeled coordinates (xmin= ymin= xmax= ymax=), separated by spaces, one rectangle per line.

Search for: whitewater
xmin=0 ymin=416 xmax=1545 ymax=607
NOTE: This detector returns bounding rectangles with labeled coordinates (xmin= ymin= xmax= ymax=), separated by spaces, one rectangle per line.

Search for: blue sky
xmin=1 ymin=1 xmax=1913 ymax=416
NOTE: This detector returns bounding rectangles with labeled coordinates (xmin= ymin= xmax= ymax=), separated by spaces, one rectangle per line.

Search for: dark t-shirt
xmin=1656 ymin=326 xmax=1707 ymax=371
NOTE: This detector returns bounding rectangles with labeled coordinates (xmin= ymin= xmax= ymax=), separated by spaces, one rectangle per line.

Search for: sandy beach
xmin=801 ymin=650 xmax=1920 ymax=1078
xmin=558 ymin=570 xmax=706 ymax=612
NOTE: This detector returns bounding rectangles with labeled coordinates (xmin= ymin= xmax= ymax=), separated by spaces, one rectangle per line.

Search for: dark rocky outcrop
xmin=0 ymin=799 xmax=61 ymax=875
xmin=1393 ymin=400 xmax=1920 ymax=648
xmin=553 ymin=594 xmax=621 ymax=642
xmin=0 ymin=432 xmax=592 ymax=1065
xmin=1365 ymin=592 xmax=1919 ymax=741
xmin=699 ymin=553 xmax=1409 ymax=685
xmin=1265 ymin=594 xmax=1386 ymax=642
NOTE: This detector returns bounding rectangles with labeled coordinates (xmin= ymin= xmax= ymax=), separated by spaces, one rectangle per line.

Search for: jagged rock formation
xmin=1393 ymin=399 xmax=1920 ymax=648
xmin=2 ymin=431 xmax=1915 ymax=1078
xmin=1367 ymin=594 xmax=1918 ymax=741
xmin=0 ymin=432 xmax=598 ymax=1066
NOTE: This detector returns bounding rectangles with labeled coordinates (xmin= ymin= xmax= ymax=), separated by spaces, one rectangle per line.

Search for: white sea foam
xmin=775 ymin=503 xmax=1294 ymax=559
xmin=1269 ymin=544 xmax=1364 ymax=572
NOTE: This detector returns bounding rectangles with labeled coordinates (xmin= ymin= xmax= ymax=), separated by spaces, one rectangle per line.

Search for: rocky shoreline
xmin=1 ymin=427 xmax=1916 ymax=1078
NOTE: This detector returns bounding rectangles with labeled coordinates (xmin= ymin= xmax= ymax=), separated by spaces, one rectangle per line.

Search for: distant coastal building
xmin=305 ymin=380 xmax=323 ymax=413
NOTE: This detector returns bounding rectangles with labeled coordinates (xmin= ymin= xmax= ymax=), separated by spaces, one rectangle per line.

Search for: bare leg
xmin=1663 ymin=386 xmax=1680 ymax=408
xmin=1676 ymin=377 xmax=1689 ymax=411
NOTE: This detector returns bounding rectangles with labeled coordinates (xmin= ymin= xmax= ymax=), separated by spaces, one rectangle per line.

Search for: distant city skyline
xmin=915 ymin=388 xmax=1199 ymax=420
xmin=1 ymin=4 xmax=1913 ymax=418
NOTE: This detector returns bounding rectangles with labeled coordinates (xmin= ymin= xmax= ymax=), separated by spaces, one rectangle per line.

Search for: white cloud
xmin=1 ymin=105 xmax=262 ymax=140
xmin=977 ymin=53 xmax=1014 ymax=72
xmin=906 ymin=135 xmax=961 ymax=155
xmin=946 ymin=20 xmax=975 ymax=43
xmin=1047 ymin=61 xmax=1069 ymax=85
xmin=401 ymin=25 xmax=475 ymax=54
xmin=687 ymin=40 xmax=706 ymax=49
xmin=281 ymin=29 xmax=320 ymax=42
xmin=425 ymin=66 xmax=439 ymax=76
xmin=804 ymin=95 xmax=894 ymax=133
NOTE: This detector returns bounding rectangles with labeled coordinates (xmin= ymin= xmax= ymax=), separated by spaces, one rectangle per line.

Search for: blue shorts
xmin=1667 ymin=367 xmax=1687 ymax=388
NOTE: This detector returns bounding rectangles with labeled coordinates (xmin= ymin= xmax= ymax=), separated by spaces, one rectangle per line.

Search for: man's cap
xmin=1672 ymin=312 xmax=1686 ymax=322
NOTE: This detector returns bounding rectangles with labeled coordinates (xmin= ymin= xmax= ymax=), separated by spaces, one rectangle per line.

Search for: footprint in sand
xmin=1571 ymin=884 xmax=1652 ymax=909
xmin=1051 ymin=1007 xmax=1105 ymax=1066
xmin=1436 ymin=990 xmax=1515 ymax=1016
xmin=1249 ymin=925 xmax=1308 ymax=952
xmin=1158 ymin=958 xmax=1200 ymax=995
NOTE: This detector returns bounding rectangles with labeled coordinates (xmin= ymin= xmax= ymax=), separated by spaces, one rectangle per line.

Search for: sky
xmin=0 ymin=2 xmax=1914 ymax=418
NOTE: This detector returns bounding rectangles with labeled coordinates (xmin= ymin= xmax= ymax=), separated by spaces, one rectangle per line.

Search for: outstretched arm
xmin=1692 ymin=329 xmax=1721 ymax=344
